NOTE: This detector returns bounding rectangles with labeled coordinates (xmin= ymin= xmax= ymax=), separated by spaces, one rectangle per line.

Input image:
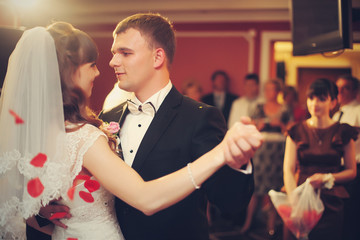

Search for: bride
xmin=0 ymin=22 xmax=262 ymax=240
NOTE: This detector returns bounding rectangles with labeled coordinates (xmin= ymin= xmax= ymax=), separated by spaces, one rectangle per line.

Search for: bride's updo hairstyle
xmin=47 ymin=22 xmax=101 ymax=127
xmin=306 ymin=78 xmax=338 ymax=101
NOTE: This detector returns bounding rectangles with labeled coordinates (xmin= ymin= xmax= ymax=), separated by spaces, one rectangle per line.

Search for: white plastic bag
xmin=269 ymin=179 xmax=324 ymax=240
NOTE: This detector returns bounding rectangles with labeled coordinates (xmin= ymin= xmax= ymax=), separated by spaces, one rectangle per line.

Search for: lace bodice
xmin=52 ymin=177 xmax=124 ymax=240
xmin=51 ymin=124 xmax=124 ymax=240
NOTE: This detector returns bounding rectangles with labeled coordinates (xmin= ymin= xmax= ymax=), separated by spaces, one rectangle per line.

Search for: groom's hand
xmin=223 ymin=117 xmax=263 ymax=169
xmin=39 ymin=201 xmax=71 ymax=229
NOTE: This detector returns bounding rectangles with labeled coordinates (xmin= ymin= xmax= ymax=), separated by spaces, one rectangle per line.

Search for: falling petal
xmin=9 ymin=109 xmax=24 ymax=124
xmin=27 ymin=178 xmax=44 ymax=198
xmin=30 ymin=153 xmax=47 ymax=167
xmin=67 ymin=186 xmax=75 ymax=200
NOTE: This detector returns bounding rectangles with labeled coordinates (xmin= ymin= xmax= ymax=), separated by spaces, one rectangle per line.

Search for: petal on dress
xmin=30 ymin=153 xmax=47 ymax=167
xmin=84 ymin=180 xmax=100 ymax=193
xmin=79 ymin=191 xmax=94 ymax=203
xmin=27 ymin=177 xmax=44 ymax=198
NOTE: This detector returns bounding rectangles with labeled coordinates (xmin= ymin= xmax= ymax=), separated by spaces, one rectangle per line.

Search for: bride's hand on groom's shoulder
xmin=222 ymin=118 xmax=263 ymax=169
xmin=39 ymin=200 xmax=72 ymax=229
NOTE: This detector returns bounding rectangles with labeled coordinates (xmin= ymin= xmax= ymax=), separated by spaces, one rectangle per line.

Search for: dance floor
xmin=209 ymin=206 xmax=284 ymax=240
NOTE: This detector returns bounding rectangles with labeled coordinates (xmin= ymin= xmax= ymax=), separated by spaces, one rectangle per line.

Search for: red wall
xmin=172 ymin=35 xmax=250 ymax=96
xmin=89 ymin=35 xmax=116 ymax=113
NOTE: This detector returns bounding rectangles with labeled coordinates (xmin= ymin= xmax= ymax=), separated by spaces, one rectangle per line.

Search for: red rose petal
xmin=67 ymin=238 xmax=78 ymax=240
xmin=303 ymin=209 xmax=322 ymax=230
xmin=49 ymin=212 xmax=68 ymax=220
xmin=9 ymin=109 xmax=24 ymax=124
xmin=67 ymin=186 xmax=76 ymax=200
xmin=79 ymin=191 xmax=94 ymax=203
xmin=84 ymin=179 xmax=100 ymax=193
xmin=74 ymin=175 xmax=91 ymax=181
xmin=30 ymin=153 xmax=47 ymax=167
xmin=27 ymin=177 xmax=44 ymax=198
xmin=277 ymin=204 xmax=292 ymax=220
xmin=285 ymin=219 xmax=299 ymax=236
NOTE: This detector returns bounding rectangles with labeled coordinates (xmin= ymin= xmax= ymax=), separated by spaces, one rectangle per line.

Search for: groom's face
xmin=109 ymin=28 xmax=155 ymax=95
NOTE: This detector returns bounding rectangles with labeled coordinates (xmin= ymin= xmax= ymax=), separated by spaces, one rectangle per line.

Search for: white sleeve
xmin=68 ymin=124 xmax=107 ymax=182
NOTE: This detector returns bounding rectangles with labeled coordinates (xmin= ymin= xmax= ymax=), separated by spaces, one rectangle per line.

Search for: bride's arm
xmin=83 ymin=122 xmax=262 ymax=216
xmin=283 ymin=136 xmax=298 ymax=195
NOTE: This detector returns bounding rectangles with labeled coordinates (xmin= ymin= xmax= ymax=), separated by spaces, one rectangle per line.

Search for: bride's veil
xmin=0 ymin=27 xmax=71 ymax=239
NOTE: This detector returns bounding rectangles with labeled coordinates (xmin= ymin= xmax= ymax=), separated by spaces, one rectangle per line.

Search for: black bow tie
xmin=127 ymin=99 xmax=156 ymax=117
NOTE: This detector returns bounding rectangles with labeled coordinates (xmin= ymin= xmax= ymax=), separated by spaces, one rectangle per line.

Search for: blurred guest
xmin=332 ymin=75 xmax=360 ymax=240
xmin=282 ymin=85 xmax=308 ymax=124
xmin=181 ymin=78 xmax=203 ymax=102
xmin=228 ymin=73 xmax=261 ymax=128
xmin=283 ymin=78 xmax=357 ymax=240
xmin=239 ymin=79 xmax=291 ymax=237
xmin=201 ymin=70 xmax=238 ymax=123
xmin=252 ymin=79 xmax=291 ymax=133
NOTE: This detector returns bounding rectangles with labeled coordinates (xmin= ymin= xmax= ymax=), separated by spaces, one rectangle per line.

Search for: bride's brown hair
xmin=47 ymin=22 xmax=116 ymax=148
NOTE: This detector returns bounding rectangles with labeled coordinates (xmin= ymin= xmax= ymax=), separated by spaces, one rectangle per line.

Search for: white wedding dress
xmin=52 ymin=124 xmax=125 ymax=240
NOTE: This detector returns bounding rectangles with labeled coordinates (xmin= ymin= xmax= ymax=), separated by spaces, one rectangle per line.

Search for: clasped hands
xmin=218 ymin=116 xmax=263 ymax=169
xmin=38 ymin=200 xmax=71 ymax=229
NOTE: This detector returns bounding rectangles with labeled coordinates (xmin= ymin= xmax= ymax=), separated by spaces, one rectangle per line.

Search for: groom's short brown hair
xmin=113 ymin=13 xmax=176 ymax=67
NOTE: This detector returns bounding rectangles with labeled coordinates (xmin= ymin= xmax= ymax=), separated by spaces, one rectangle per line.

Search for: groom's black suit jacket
xmin=99 ymin=87 xmax=254 ymax=240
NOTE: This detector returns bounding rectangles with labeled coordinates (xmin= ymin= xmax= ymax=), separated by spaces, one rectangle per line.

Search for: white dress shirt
xmin=103 ymin=83 xmax=134 ymax=111
xmin=214 ymin=91 xmax=225 ymax=110
xmin=120 ymin=80 xmax=252 ymax=174
xmin=332 ymin=100 xmax=360 ymax=163
xmin=120 ymin=81 xmax=172 ymax=166
xmin=228 ymin=96 xmax=261 ymax=128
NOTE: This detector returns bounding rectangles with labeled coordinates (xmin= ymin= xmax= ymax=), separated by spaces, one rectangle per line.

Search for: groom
xmin=99 ymin=13 xmax=256 ymax=240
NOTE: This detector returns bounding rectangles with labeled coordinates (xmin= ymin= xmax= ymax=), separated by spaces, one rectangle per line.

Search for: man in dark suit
xmin=201 ymin=70 xmax=238 ymax=124
xmin=99 ymin=13 xmax=255 ymax=240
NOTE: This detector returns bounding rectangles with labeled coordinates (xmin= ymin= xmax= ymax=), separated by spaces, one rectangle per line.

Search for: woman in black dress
xmin=283 ymin=78 xmax=357 ymax=240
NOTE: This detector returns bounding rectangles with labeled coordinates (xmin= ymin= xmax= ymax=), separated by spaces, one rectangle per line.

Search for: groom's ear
xmin=153 ymin=48 xmax=165 ymax=69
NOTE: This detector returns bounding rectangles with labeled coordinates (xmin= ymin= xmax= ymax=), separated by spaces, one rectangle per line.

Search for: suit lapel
xmin=99 ymin=102 xmax=130 ymax=161
xmin=118 ymin=104 xmax=130 ymax=127
xmin=131 ymin=87 xmax=182 ymax=171
xmin=99 ymin=102 xmax=127 ymax=124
